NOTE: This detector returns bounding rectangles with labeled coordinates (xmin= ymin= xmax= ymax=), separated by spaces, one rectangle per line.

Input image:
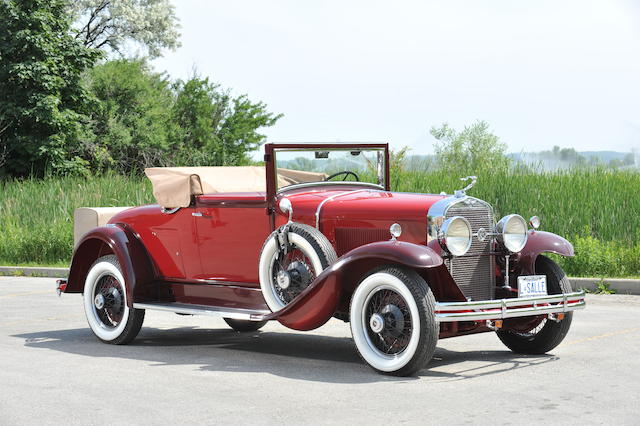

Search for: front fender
xmin=519 ymin=230 xmax=574 ymax=274
xmin=268 ymin=241 xmax=443 ymax=331
xmin=64 ymin=224 xmax=155 ymax=308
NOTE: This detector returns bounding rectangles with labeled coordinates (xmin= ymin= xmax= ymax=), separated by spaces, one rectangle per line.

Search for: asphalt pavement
xmin=1 ymin=277 xmax=639 ymax=425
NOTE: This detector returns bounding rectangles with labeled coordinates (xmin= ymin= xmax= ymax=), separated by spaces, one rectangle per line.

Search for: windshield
xmin=273 ymin=147 xmax=387 ymax=191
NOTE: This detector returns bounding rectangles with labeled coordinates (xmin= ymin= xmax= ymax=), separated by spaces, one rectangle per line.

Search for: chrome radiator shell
xmin=428 ymin=196 xmax=496 ymax=301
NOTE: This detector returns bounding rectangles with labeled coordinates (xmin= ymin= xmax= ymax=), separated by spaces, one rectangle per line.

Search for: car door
xmin=193 ymin=193 xmax=271 ymax=286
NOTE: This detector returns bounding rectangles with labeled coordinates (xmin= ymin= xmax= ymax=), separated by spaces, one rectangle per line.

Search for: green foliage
xmin=593 ymin=279 xmax=616 ymax=295
xmin=82 ymin=61 xmax=281 ymax=173
xmin=430 ymin=121 xmax=510 ymax=174
xmin=172 ymin=75 xmax=282 ymax=166
xmin=395 ymin=168 xmax=640 ymax=247
xmin=83 ymin=59 xmax=177 ymax=172
xmin=0 ymin=0 xmax=100 ymax=177
xmin=0 ymin=173 xmax=153 ymax=264
xmin=1 ymin=169 xmax=639 ymax=278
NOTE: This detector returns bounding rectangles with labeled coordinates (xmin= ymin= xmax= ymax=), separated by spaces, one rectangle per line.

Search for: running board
xmin=132 ymin=302 xmax=271 ymax=321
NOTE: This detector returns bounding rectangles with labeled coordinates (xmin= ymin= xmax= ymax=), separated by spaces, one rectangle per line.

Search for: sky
xmin=153 ymin=0 xmax=640 ymax=155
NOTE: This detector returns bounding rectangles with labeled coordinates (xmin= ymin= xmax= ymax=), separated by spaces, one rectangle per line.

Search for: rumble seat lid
xmin=144 ymin=166 xmax=327 ymax=208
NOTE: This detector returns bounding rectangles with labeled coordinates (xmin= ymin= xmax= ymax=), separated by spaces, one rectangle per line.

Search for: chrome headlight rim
xmin=496 ymin=214 xmax=528 ymax=253
xmin=438 ymin=216 xmax=472 ymax=256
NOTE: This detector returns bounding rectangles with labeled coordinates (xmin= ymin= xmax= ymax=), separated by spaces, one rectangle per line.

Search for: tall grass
xmin=394 ymin=168 xmax=640 ymax=246
xmin=1 ymin=169 xmax=638 ymax=277
xmin=0 ymin=173 xmax=153 ymax=265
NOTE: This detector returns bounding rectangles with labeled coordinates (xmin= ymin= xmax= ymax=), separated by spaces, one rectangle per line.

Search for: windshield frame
xmin=264 ymin=143 xmax=390 ymax=228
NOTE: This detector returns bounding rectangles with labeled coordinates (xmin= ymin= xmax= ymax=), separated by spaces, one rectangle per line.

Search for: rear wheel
xmin=497 ymin=255 xmax=573 ymax=354
xmin=83 ymin=255 xmax=144 ymax=345
xmin=349 ymin=266 xmax=438 ymax=376
xmin=223 ymin=318 xmax=267 ymax=332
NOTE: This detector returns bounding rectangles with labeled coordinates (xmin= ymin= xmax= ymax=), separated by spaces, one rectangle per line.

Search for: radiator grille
xmin=445 ymin=201 xmax=495 ymax=300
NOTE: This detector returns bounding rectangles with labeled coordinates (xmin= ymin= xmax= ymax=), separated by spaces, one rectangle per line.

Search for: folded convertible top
xmin=144 ymin=166 xmax=327 ymax=208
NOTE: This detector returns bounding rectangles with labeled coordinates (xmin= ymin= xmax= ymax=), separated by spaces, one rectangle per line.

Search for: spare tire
xmin=259 ymin=223 xmax=337 ymax=312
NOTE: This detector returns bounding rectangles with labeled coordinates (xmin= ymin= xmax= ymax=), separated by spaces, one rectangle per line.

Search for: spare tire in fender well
xmin=64 ymin=225 xmax=155 ymax=307
xmin=270 ymin=240 xmax=447 ymax=331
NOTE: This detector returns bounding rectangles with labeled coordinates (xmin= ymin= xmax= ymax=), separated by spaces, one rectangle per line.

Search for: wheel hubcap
xmin=369 ymin=313 xmax=384 ymax=333
xmin=276 ymin=270 xmax=291 ymax=289
xmin=94 ymin=293 xmax=105 ymax=310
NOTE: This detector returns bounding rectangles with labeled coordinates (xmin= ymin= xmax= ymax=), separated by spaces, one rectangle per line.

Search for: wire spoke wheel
xmin=93 ymin=274 xmax=125 ymax=329
xmin=259 ymin=223 xmax=337 ymax=312
xmin=364 ymin=288 xmax=413 ymax=355
xmin=83 ymin=255 xmax=144 ymax=345
xmin=271 ymin=246 xmax=316 ymax=305
xmin=350 ymin=267 xmax=438 ymax=376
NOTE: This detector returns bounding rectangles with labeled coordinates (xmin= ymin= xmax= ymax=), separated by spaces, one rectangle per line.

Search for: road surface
xmin=1 ymin=277 xmax=638 ymax=425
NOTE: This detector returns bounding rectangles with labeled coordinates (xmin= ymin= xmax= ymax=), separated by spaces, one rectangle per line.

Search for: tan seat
xmin=74 ymin=207 xmax=131 ymax=248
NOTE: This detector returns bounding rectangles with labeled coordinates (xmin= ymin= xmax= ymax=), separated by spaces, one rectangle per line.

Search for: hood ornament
xmin=455 ymin=176 xmax=477 ymax=198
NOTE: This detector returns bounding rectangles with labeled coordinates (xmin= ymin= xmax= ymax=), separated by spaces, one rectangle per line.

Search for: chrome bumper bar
xmin=435 ymin=291 xmax=586 ymax=322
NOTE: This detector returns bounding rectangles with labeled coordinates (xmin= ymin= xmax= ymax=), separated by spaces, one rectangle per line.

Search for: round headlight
xmin=439 ymin=216 xmax=472 ymax=256
xmin=496 ymin=214 xmax=528 ymax=253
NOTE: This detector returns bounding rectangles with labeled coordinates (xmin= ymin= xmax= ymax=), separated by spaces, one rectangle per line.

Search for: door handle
xmin=192 ymin=212 xmax=206 ymax=217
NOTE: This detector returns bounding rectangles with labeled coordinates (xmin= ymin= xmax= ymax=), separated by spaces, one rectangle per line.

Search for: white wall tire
xmin=83 ymin=255 xmax=144 ymax=345
xmin=259 ymin=223 xmax=337 ymax=312
xmin=350 ymin=267 xmax=438 ymax=376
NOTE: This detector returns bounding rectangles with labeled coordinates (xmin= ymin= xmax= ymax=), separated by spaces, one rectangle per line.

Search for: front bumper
xmin=435 ymin=291 xmax=585 ymax=322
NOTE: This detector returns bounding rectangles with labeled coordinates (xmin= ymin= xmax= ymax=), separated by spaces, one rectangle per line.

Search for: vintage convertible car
xmin=57 ymin=143 xmax=585 ymax=376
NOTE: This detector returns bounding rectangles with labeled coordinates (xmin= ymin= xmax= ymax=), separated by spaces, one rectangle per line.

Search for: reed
xmin=1 ymin=168 xmax=638 ymax=277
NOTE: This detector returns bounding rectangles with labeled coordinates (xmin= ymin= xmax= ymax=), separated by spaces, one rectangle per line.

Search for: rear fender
xmin=267 ymin=240 xmax=445 ymax=331
xmin=64 ymin=225 xmax=155 ymax=307
xmin=519 ymin=230 xmax=574 ymax=274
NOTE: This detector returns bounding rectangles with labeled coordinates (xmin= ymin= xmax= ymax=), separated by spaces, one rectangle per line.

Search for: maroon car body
xmin=59 ymin=142 xmax=585 ymax=375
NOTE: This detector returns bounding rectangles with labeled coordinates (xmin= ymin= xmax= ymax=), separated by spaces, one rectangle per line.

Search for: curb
xmin=1 ymin=266 xmax=638 ymax=295
xmin=568 ymin=277 xmax=640 ymax=295
xmin=0 ymin=266 xmax=69 ymax=278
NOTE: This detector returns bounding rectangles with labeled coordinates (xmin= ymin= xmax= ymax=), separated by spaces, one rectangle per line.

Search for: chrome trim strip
xmin=315 ymin=188 xmax=376 ymax=229
xmin=278 ymin=181 xmax=384 ymax=194
xmin=434 ymin=290 xmax=586 ymax=322
xmin=133 ymin=302 xmax=270 ymax=321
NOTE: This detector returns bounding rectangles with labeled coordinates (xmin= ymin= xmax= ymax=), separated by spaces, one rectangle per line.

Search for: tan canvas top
xmin=145 ymin=166 xmax=327 ymax=208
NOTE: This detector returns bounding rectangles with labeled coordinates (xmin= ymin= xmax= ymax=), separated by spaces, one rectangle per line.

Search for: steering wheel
xmin=325 ymin=170 xmax=360 ymax=182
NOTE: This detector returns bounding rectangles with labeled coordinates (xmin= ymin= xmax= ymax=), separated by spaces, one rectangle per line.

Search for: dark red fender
xmin=519 ymin=230 xmax=574 ymax=274
xmin=266 ymin=240 xmax=444 ymax=331
xmin=64 ymin=225 xmax=155 ymax=307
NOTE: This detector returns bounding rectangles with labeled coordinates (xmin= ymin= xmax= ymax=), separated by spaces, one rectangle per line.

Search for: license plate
xmin=517 ymin=275 xmax=547 ymax=297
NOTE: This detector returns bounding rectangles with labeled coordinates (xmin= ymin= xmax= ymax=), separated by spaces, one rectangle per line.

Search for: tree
xmin=69 ymin=0 xmax=180 ymax=58
xmin=0 ymin=0 xmax=100 ymax=177
xmin=83 ymin=59 xmax=177 ymax=172
xmin=172 ymin=75 xmax=282 ymax=166
xmin=83 ymin=61 xmax=282 ymax=173
xmin=430 ymin=120 xmax=510 ymax=174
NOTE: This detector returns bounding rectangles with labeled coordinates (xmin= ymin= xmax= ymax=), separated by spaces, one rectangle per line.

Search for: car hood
xmin=286 ymin=189 xmax=446 ymax=222
xmin=283 ymin=188 xmax=447 ymax=250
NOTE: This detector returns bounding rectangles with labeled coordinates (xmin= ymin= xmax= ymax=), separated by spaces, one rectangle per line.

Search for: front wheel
xmin=496 ymin=255 xmax=573 ymax=354
xmin=83 ymin=255 xmax=145 ymax=345
xmin=349 ymin=266 xmax=438 ymax=376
